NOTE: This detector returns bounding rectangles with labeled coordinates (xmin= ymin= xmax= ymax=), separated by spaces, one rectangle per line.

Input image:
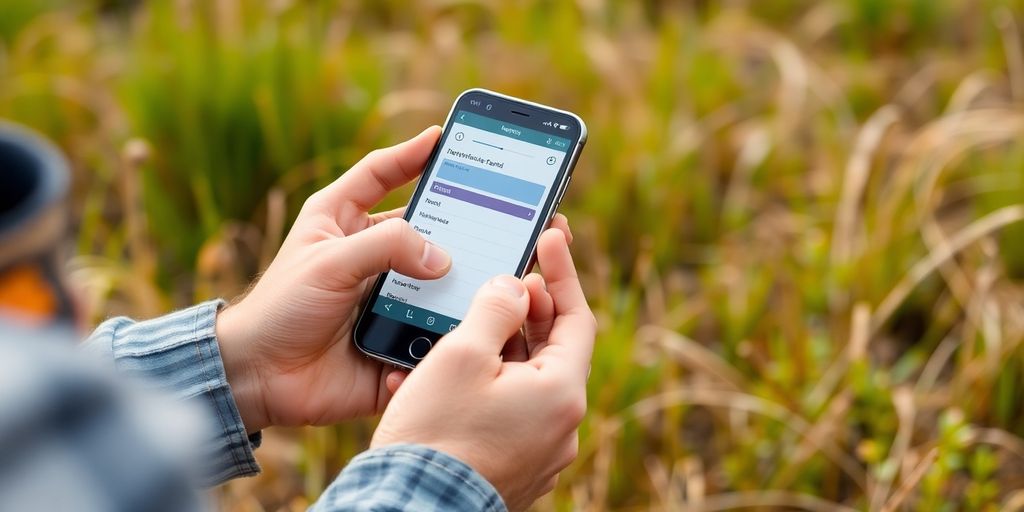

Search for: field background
xmin=4 ymin=0 xmax=1024 ymax=510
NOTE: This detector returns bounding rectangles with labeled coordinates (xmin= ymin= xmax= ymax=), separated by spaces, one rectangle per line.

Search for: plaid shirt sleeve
xmin=83 ymin=299 xmax=261 ymax=487
xmin=311 ymin=444 xmax=506 ymax=512
xmin=84 ymin=302 xmax=506 ymax=510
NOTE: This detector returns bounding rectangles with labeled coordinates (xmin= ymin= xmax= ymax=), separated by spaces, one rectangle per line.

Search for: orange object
xmin=0 ymin=264 xmax=57 ymax=325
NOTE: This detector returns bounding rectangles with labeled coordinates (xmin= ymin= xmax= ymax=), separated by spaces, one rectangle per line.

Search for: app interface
xmin=372 ymin=110 xmax=572 ymax=334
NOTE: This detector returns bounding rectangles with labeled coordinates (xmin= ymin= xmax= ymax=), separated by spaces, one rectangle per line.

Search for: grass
xmin=4 ymin=0 xmax=1024 ymax=509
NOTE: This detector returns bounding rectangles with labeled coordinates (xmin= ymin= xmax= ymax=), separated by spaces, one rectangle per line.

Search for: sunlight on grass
xmin=4 ymin=0 xmax=1024 ymax=510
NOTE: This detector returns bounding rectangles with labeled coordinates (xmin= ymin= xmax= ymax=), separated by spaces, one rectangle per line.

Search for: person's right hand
xmin=370 ymin=228 xmax=596 ymax=511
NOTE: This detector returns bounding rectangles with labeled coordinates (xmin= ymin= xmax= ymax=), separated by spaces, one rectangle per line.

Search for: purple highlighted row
xmin=430 ymin=181 xmax=536 ymax=220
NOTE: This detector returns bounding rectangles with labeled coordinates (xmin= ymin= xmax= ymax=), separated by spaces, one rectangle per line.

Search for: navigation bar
xmin=454 ymin=110 xmax=572 ymax=151
xmin=373 ymin=299 xmax=462 ymax=335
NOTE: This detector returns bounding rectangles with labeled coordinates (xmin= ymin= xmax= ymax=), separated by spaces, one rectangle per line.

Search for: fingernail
xmin=491 ymin=275 xmax=525 ymax=297
xmin=421 ymin=242 xmax=451 ymax=272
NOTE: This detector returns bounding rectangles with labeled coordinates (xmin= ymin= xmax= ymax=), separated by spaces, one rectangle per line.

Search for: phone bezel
xmin=352 ymin=88 xmax=587 ymax=369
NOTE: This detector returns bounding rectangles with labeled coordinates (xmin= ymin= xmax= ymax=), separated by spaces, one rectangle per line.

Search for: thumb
xmin=324 ymin=218 xmax=451 ymax=286
xmin=446 ymin=275 xmax=529 ymax=355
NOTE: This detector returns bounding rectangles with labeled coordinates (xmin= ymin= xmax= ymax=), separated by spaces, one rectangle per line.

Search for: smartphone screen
xmin=355 ymin=89 xmax=585 ymax=367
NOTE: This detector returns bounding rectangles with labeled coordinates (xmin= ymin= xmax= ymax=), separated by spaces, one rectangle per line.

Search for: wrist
xmin=215 ymin=303 xmax=270 ymax=433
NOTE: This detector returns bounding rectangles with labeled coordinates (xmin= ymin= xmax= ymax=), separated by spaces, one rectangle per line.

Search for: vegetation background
xmin=4 ymin=0 xmax=1024 ymax=510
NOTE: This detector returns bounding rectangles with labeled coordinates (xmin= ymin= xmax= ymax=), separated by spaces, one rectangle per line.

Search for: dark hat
xmin=0 ymin=122 xmax=69 ymax=267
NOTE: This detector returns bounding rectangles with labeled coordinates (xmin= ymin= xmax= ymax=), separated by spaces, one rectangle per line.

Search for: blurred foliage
xmin=4 ymin=0 xmax=1024 ymax=510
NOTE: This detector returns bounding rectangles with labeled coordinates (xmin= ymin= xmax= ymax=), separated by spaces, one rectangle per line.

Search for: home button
xmin=408 ymin=337 xmax=433 ymax=360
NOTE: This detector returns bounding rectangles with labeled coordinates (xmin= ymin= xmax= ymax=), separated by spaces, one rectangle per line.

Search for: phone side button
xmin=555 ymin=176 xmax=572 ymax=207
xmin=408 ymin=337 xmax=433 ymax=360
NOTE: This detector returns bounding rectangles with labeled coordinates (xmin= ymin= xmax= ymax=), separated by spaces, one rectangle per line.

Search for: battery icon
xmin=558 ymin=124 xmax=570 ymax=130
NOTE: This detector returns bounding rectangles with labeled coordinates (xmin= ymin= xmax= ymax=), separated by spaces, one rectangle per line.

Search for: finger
xmin=540 ymin=474 xmax=559 ymax=497
xmin=322 ymin=218 xmax=450 ymax=287
xmin=385 ymin=370 xmax=408 ymax=395
xmin=530 ymin=229 xmax=595 ymax=380
xmin=523 ymin=273 xmax=555 ymax=355
xmin=549 ymin=214 xmax=573 ymax=244
xmin=524 ymin=220 xmax=571 ymax=275
xmin=448 ymin=275 xmax=529 ymax=356
xmin=560 ymin=431 xmax=580 ymax=468
xmin=501 ymin=331 xmax=529 ymax=362
xmin=370 ymin=206 xmax=407 ymax=225
xmin=320 ymin=126 xmax=441 ymax=211
xmin=537 ymin=229 xmax=587 ymax=318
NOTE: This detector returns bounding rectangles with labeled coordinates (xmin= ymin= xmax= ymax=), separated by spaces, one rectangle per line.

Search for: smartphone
xmin=353 ymin=88 xmax=587 ymax=368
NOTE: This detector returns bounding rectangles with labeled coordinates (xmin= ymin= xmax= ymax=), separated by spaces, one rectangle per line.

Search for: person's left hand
xmin=215 ymin=126 xmax=572 ymax=433
xmin=214 ymin=127 xmax=451 ymax=432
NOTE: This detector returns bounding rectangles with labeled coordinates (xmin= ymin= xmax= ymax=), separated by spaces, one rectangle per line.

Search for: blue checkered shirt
xmin=59 ymin=300 xmax=505 ymax=511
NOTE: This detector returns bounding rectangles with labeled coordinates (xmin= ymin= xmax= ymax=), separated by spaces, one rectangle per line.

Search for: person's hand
xmin=214 ymin=127 xmax=452 ymax=432
xmin=213 ymin=126 xmax=574 ymax=433
xmin=371 ymin=228 xmax=596 ymax=511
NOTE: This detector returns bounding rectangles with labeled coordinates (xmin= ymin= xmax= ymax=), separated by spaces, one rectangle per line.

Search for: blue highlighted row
xmin=436 ymin=159 xmax=546 ymax=206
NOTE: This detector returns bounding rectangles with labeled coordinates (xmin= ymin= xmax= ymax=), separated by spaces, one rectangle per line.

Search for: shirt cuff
xmin=101 ymin=299 xmax=260 ymax=486
xmin=314 ymin=444 xmax=506 ymax=512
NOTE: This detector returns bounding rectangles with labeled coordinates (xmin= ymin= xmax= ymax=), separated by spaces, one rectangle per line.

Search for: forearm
xmin=83 ymin=300 xmax=261 ymax=486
